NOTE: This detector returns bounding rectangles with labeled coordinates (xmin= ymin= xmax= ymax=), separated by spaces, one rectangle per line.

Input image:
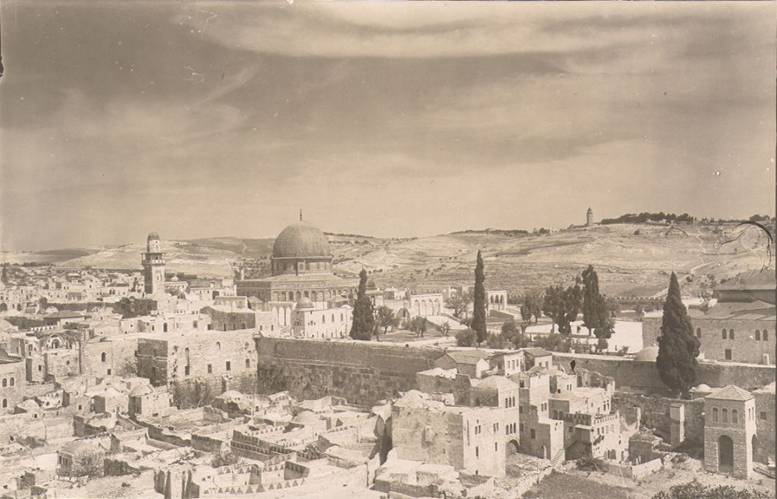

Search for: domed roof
xmin=273 ymin=222 xmax=330 ymax=258
xmin=634 ymin=345 xmax=659 ymax=362
xmin=147 ymin=232 xmax=160 ymax=240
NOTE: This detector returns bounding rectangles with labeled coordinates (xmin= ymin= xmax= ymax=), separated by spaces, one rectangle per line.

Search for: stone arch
xmin=718 ymin=435 xmax=734 ymax=473
xmin=507 ymin=439 xmax=520 ymax=456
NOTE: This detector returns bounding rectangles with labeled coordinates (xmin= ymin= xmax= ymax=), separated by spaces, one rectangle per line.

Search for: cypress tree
xmin=349 ymin=269 xmax=375 ymax=340
xmin=656 ymin=272 xmax=700 ymax=398
xmin=582 ymin=265 xmax=599 ymax=333
xmin=471 ymin=250 xmax=487 ymax=345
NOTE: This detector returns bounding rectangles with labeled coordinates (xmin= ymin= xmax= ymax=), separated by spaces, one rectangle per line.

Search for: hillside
xmin=3 ymin=222 xmax=771 ymax=296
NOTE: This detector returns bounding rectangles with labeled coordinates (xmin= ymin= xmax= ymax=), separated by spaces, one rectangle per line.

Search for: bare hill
xmin=4 ymin=222 xmax=770 ymax=295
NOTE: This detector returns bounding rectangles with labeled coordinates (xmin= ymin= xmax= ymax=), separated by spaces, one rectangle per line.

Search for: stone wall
xmin=553 ymin=353 xmax=775 ymax=392
xmin=0 ymin=358 xmax=25 ymax=413
xmin=612 ymin=392 xmax=705 ymax=444
xmin=255 ymin=338 xmax=442 ymax=406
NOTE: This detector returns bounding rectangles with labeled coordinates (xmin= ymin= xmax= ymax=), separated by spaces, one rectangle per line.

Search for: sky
xmin=0 ymin=1 xmax=774 ymax=251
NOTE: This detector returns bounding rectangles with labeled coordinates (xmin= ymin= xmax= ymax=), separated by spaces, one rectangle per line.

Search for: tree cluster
xmin=445 ymin=289 xmax=472 ymax=320
xmin=519 ymin=290 xmax=543 ymax=324
xmin=581 ymin=265 xmax=614 ymax=349
xmin=542 ymin=282 xmax=581 ymax=335
xmin=112 ymin=297 xmax=157 ymax=319
xmin=600 ymin=212 xmax=695 ymax=225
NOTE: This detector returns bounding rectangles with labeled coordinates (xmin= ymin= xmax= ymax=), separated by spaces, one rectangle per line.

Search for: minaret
xmin=142 ymin=232 xmax=165 ymax=296
xmin=586 ymin=207 xmax=594 ymax=226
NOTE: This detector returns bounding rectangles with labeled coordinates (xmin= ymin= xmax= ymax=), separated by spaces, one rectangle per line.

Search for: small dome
xmin=692 ymin=383 xmax=712 ymax=393
xmin=147 ymin=232 xmax=160 ymax=241
xmin=634 ymin=346 xmax=659 ymax=362
xmin=273 ymin=223 xmax=330 ymax=258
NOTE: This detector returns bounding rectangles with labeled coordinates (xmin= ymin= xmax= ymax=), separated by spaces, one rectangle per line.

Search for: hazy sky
xmin=1 ymin=1 xmax=774 ymax=251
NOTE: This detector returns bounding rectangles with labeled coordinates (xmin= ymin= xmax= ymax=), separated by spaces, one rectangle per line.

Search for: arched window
xmin=712 ymin=408 xmax=718 ymax=423
xmin=721 ymin=328 xmax=727 ymax=339
xmin=722 ymin=408 xmax=728 ymax=423
xmin=755 ymin=330 xmax=761 ymax=340
xmin=216 ymin=342 xmax=221 ymax=351
xmin=101 ymin=352 xmax=107 ymax=362
xmin=1 ymin=399 xmax=6 ymax=408
xmin=729 ymin=329 xmax=734 ymax=340
xmin=1 ymin=378 xmax=5 ymax=387
xmin=9 ymin=377 xmax=14 ymax=386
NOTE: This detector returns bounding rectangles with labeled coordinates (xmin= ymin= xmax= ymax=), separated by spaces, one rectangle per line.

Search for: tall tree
xmin=542 ymin=285 xmax=563 ymax=333
xmin=471 ymin=250 xmax=487 ymax=345
xmin=581 ymin=265 xmax=601 ymax=333
xmin=656 ymin=272 xmax=700 ymax=398
xmin=349 ymin=269 xmax=375 ymax=341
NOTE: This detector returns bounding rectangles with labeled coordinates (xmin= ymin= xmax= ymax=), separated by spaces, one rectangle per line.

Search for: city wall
xmin=552 ymin=353 xmax=775 ymax=392
xmin=255 ymin=338 xmax=442 ymax=406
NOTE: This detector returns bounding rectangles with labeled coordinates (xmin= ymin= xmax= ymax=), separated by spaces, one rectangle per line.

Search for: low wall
xmin=255 ymin=338 xmax=443 ymax=406
xmin=552 ymin=353 xmax=775 ymax=392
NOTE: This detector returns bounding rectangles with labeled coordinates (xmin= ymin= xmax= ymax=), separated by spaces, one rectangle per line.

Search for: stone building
xmin=643 ymin=273 xmax=775 ymax=365
xmin=0 ymin=350 xmax=25 ymax=413
xmin=289 ymin=298 xmax=352 ymax=339
xmin=236 ymin=220 xmax=357 ymax=303
xmin=487 ymin=290 xmax=508 ymax=313
xmin=752 ymin=382 xmax=774 ymax=465
xmin=703 ymin=385 xmax=756 ymax=479
xmin=136 ymin=329 xmax=257 ymax=392
xmin=141 ymin=232 xmax=166 ymax=298
xmin=586 ymin=207 xmax=594 ymax=226
xmin=392 ymin=390 xmax=510 ymax=477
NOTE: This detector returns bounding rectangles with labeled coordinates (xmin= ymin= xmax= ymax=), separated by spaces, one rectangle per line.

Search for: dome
xmin=147 ymin=232 xmax=160 ymax=241
xmin=634 ymin=346 xmax=659 ymax=362
xmin=272 ymin=223 xmax=331 ymax=258
xmin=692 ymin=384 xmax=712 ymax=393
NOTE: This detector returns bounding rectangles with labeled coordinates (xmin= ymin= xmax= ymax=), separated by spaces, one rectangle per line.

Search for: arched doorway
xmin=506 ymin=440 xmax=520 ymax=457
xmin=718 ymin=435 xmax=734 ymax=473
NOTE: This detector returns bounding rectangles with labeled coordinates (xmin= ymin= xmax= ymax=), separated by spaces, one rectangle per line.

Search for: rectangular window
xmin=713 ymin=408 xmax=718 ymax=423
xmin=530 ymin=429 xmax=536 ymax=439
xmin=184 ymin=366 xmax=190 ymax=376
xmin=761 ymin=411 xmax=767 ymax=420
xmin=725 ymin=349 xmax=732 ymax=360
xmin=475 ymin=446 xmax=479 ymax=458
xmin=226 ymin=361 xmax=231 ymax=371
xmin=245 ymin=359 xmax=251 ymax=368
xmin=722 ymin=409 xmax=728 ymax=423
xmin=207 ymin=364 xmax=213 ymax=374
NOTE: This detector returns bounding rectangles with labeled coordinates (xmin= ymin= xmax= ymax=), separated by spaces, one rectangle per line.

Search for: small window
xmin=1 ymin=399 xmax=6 ymax=408
xmin=226 ymin=361 xmax=231 ymax=371
xmin=760 ymin=411 xmax=767 ymax=420
xmin=475 ymin=446 xmax=479 ymax=458
xmin=732 ymin=409 xmax=738 ymax=423
xmin=530 ymin=429 xmax=536 ymax=439
xmin=755 ymin=330 xmax=761 ymax=341
xmin=722 ymin=409 xmax=728 ymax=423
xmin=9 ymin=378 xmax=14 ymax=387
xmin=721 ymin=328 xmax=727 ymax=339
xmin=184 ymin=366 xmax=190 ymax=376
xmin=1 ymin=379 xmax=6 ymax=388
xmin=713 ymin=408 xmax=718 ymax=423
xmin=107 ymin=369 xmax=111 ymax=375
xmin=729 ymin=329 xmax=734 ymax=340
xmin=725 ymin=349 xmax=732 ymax=360
xmin=245 ymin=359 xmax=251 ymax=368
xmin=207 ymin=364 xmax=213 ymax=374
xmin=764 ymin=330 xmax=769 ymax=341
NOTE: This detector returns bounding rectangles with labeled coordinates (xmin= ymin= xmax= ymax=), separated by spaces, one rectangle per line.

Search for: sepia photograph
xmin=0 ymin=1 xmax=774 ymax=498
